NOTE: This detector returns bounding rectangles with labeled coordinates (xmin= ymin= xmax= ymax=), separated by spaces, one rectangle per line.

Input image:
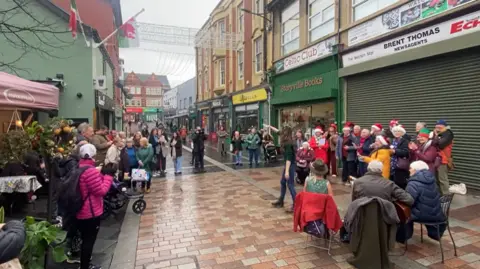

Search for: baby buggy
xmin=101 ymin=176 xmax=147 ymax=220
xmin=263 ymin=143 xmax=277 ymax=163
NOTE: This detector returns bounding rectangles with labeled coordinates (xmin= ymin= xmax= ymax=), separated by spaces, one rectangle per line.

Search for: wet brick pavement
xmin=123 ymin=147 xmax=480 ymax=269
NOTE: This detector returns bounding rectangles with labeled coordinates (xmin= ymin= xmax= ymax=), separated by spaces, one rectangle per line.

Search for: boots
xmin=271 ymin=200 xmax=284 ymax=208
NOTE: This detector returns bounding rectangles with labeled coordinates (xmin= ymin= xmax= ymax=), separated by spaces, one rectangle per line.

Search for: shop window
xmin=238 ymin=49 xmax=244 ymax=79
xmin=352 ymin=0 xmax=398 ymax=22
xmin=219 ymin=59 xmax=226 ymax=86
xmin=235 ymin=104 xmax=259 ymax=135
xmin=308 ymin=0 xmax=335 ymax=42
xmin=281 ymin=0 xmax=300 ymax=56
xmin=254 ymin=37 xmax=263 ymax=73
xmin=136 ymin=87 xmax=141 ymax=94
xmin=238 ymin=1 xmax=244 ymax=33
xmin=279 ymin=102 xmax=335 ymax=139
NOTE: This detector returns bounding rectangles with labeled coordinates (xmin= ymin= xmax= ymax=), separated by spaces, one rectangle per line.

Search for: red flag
xmin=69 ymin=0 xmax=78 ymax=38
xmin=120 ymin=18 xmax=137 ymax=39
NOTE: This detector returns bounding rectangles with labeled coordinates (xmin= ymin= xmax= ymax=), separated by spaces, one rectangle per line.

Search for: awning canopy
xmin=0 ymin=72 xmax=59 ymax=110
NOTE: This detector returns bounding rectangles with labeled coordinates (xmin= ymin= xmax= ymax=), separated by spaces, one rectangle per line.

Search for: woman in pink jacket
xmin=77 ymin=144 xmax=114 ymax=269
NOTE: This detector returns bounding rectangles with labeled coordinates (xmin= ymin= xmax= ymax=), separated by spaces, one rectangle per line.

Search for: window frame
xmin=237 ymin=1 xmax=244 ymax=33
xmin=308 ymin=0 xmax=335 ymax=42
xmin=352 ymin=0 xmax=397 ymax=22
xmin=237 ymin=49 xmax=244 ymax=79
xmin=281 ymin=0 xmax=300 ymax=56
xmin=219 ymin=59 xmax=226 ymax=86
xmin=254 ymin=36 xmax=263 ymax=73
xmin=255 ymin=0 xmax=263 ymax=14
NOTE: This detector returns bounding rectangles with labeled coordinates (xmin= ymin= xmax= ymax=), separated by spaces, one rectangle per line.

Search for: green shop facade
xmin=270 ymin=37 xmax=341 ymax=139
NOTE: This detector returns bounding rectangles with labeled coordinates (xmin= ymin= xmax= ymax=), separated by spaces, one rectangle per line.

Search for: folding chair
xmin=404 ymin=193 xmax=457 ymax=263
xmin=303 ymin=219 xmax=340 ymax=255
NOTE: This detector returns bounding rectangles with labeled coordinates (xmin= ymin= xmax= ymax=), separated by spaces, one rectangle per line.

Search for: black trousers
xmin=391 ymin=169 xmax=409 ymax=189
xmin=157 ymin=154 xmax=167 ymax=172
xmin=195 ymin=151 xmax=204 ymax=169
xmin=296 ymin=168 xmax=310 ymax=184
xmin=78 ymin=217 xmax=101 ymax=269
xmin=342 ymin=158 xmax=357 ymax=182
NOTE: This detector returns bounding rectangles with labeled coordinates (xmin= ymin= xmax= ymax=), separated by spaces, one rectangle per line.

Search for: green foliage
xmin=25 ymin=118 xmax=76 ymax=158
xmin=0 ymin=207 xmax=4 ymax=223
xmin=0 ymin=130 xmax=32 ymax=168
xmin=19 ymin=216 xmax=67 ymax=269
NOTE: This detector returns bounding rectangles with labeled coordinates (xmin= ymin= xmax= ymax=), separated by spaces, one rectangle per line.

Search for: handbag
xmin=131 ymin=168 xmax=148 ymax=181
xmin=396 ymin=157 xmax=410 ymax=170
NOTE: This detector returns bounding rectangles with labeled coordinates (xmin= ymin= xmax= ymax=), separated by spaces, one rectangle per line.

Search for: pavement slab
xmin=105 ymin=147 xmax=480 ymax=269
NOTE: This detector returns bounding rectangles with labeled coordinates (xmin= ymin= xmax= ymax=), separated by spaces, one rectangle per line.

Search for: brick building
xmin=123 ymin=72 xmax=171 ymax=127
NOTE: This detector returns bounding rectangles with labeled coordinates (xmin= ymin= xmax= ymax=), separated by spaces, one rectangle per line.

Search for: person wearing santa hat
xmin=309 ymin=127 xmax=329 ymax=177
xmin=409 ymin=128 xmax=438 ymax=174
xmin=327 ymin=124 xmax=338 ymax=177
xmin=336 ymin=124 xmax=359 ymax=185
xmin=358 ymin=135 xmax=392 ymax=179
xmin=390 ymin=125 xmax=411 ymax=189
xmin=371 ymin=123 xmax=383 ymax=137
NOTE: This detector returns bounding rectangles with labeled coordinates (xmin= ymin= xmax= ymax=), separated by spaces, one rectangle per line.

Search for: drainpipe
xmin=263 ymin=0 xmax=270 ymax=129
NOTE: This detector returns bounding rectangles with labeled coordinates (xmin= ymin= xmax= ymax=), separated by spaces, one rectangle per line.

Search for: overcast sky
xmin=120 ymin=0 xmax=219 ymax=87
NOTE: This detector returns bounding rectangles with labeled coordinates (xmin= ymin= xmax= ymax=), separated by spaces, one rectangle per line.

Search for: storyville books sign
xmin=342 ymin=10 xmax=480 ymax=67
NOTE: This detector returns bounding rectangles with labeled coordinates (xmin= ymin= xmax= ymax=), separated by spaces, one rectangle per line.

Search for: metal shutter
xmin=346 ymin=47 xmax=480 ymax=188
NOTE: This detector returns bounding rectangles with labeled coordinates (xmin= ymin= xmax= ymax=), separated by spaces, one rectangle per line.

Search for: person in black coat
xmin=390 ymin=125 xmax=410 ymax=189
xmin=192 ymin=127 xmax=207 ymax=173
xmin=0 ymin=220 xmax=25 ymax=264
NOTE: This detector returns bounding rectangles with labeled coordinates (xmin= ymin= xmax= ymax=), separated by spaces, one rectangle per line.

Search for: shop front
xmin=143 ymin=107 xmax=160 ymax=122
xmin=339 ymin=6 xmax=480 ymax=187
xmin=115 ymin=106 xmax=123 ymax=132
xmin=196 ymin=100 xmax=211 ymax=134
xmin=175 ymin=108 xmax=189 ymax=129
xmin=95 ymin=90 xmax=115 ymax=129
xmin=231 ymin=87 xmax=267 ymax=135
xmin=271 ymin=43 xmax=339 ymax=139
xmin=188 ymin=108 xmax=196 ymax=130
xmin=211 ymin=97 xmax=229 ymax=132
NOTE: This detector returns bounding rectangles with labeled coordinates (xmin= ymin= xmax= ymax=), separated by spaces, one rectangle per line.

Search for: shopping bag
xmin=131 ymin=169 xmax=148 ymax=181
xmin=190 ymin=141 xmax=194 ymax=149
xmin=230 ymin=144 xmax=233 ymax=152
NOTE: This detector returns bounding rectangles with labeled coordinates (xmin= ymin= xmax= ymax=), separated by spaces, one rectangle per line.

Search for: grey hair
xmin=367 ymin=160 xmax=383 ymax=173
xmin=118 ymin=131 xmax=126 ymax=137
xmin=416 ymin=121 xmax=427 ymax=128
xmin=77 ymin=122 xmax=90 ymax=134
xmin=410 ymin=161 xmax=429 ymax=172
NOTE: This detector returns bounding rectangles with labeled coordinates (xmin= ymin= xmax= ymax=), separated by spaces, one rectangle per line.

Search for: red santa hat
xmin=314 ymin=128 xmax=324 ymax=134
xmin=371 ymin=123 xmax=383 ymax=131
xmin=376 ymin=135 xmax=389 ymax=146
xmin=342 ymin=125 xmax=351 ymax=131
xmin=330 ymin=123 xmax=337 ymax=131
xmin=345 ymin=121 xmax=355 ymax=128
xmin=389 ymin=119 xmax=399 ymax=127
xmin=392 ymin=124 xmax=406 ymax=134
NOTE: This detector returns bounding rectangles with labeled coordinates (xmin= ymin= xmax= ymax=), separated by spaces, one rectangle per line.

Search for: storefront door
xmin=278 ymin=102 xmax=335 ymax=139
xmin=234 ymin=103 xmax=259 ymax=135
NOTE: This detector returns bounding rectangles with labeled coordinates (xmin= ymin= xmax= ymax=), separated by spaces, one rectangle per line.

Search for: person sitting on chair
xmin=397 ymin=161 xmax=444 ymax=243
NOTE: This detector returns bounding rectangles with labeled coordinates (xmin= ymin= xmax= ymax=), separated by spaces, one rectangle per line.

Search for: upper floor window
xmin=189 ymin=97 xmax=192 ymax=106
xmin=179 ymin=100 xmax=182 ymax=108
xmin=281 ymin=1 xmax=300 ymax=56
xmin=135 ymin=87 xmax=141 ymax=94
xmin=254 ymin=37 xmax=263 ymax=73
xmin=204 ymin=71 xmax=209 ymax=94
xmin=237 ymin=2 xmax=244 ymax=33
xmin=184 ymin=98 xmax=187 ymax=109
xmin=309 ymin=0 xmax=335 ymax=42
xmin=219 ymin=59 xmax=226 ymax=86
xmin=352 ymin=0 xmax=398 ymax=22
xmin=218 ymin=20 xmax=226 ymax=46
xmin=255 ymin=0 xmax=263 ymax=14
xmin=238 ymin=49 xmax=244 ymax=79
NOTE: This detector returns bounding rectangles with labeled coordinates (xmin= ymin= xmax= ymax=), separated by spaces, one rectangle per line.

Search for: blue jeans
xmin=174 ymin=156 xmax=183 ymax=173
xmin=248 ymin=148 xmax=259 ymax=165
xmin=235 ymin=151 xmax=242 ymax=164
xmin=279 ymin=163 xmax=297 ymax=205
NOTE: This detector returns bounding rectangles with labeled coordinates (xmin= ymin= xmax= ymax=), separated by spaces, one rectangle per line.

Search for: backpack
xmin=57 ymin=165 xmax=94 ymax=224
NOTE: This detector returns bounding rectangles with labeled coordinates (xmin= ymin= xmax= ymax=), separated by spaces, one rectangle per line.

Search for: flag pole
xmin=94 ymin=8 xmax=145 ymax=48
xmin=76 ymin=12 xmax=90 ymax=47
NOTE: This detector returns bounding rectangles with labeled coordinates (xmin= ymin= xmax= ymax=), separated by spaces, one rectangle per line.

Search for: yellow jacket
xmin=363 ymin=148 xmax=392 ymax=179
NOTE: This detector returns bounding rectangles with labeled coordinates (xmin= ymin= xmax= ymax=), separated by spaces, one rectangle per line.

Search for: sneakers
xmin=271 ymin=200 xmax=284 ymax=208
xmin=449 ymin=183 xmax=467 ymax=195
xmin=66 ymin=251 xmax=80 ymax=264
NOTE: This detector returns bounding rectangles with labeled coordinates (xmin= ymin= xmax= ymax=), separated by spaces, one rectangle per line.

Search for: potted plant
xmin=19 ymin=216 xmax=67 ymax=269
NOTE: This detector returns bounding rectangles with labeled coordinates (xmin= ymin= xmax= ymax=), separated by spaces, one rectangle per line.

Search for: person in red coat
xmin=293 ymin=191 xmax=342 ymax=233
xmin=309 ymin=128 xmax=329 ymax=167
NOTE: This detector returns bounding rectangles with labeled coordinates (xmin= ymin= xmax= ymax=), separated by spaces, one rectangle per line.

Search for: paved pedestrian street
xmin=120 ymin=150 xmax=480 ymax=269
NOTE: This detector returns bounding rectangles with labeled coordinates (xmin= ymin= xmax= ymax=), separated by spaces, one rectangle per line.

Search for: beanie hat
xmin=418 ymin=128 xmax=430 ymax=138
xmin=389 ymin=119 xmax=399 ymax=127
xmin=376 ymin=135 xmax=389 ymax=146
xmin=436 ymin=119 xmax=448 ymax=126
xmin=371 ymin=123 xmax=383 ymax=131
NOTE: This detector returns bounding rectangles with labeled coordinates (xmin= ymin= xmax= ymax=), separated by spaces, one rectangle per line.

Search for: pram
xmin=263 ymin=144 xmax=277 ymax=163
xmin=101 ymin=176 xmax=147 ymax=220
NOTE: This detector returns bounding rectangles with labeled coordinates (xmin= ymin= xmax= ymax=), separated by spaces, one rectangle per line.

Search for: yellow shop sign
xmin=232 ymin=88 xmax=267 ymax=105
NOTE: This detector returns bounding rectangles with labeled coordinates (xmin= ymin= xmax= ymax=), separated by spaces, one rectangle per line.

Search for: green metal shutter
xmin=346 ymin=47 xmax=480 ymax=188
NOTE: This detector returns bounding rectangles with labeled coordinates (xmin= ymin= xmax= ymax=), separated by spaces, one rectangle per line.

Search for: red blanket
xmin=293 ymin=192 xmax=343 ymax=233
